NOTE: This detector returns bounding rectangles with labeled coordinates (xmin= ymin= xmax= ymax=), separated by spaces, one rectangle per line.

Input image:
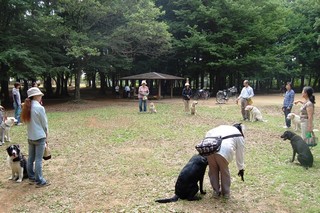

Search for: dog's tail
xmin=155 ymin=195 xmax=179 ymax=203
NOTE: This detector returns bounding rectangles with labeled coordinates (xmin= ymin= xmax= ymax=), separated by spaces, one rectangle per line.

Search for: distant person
xmin=21 ymin=87 xmax=50 ymax=187
xmin=236 ymin=80 xmax=254 ymax=121
xmin=294 ymin=86 xmax=315 ymax=140
xmin=205 ymin=124 xmax=245 ymax=199
xmin=115 ymin=84 xmax=120 ymax=98
xmin=125 ymin=85 xmax=131 ymax=98
xmin=282 ymin=82 xmax=295 ymax=128
xmin=182 ymin=83 xmax=192 ymax=113
xmin=138 ymin=80 xmax=149 ymax=112
xmin=12 ymin=82 xmax=22 ymax=125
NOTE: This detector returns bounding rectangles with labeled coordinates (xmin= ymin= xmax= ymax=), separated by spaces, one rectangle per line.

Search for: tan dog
xmin=149 ymin=102 xmax=157 ymax=113
xmin=245 ymin=105 xmax=266 ymax=122
xmin=1 ymin=117 xmax=17 ymax=144
xmin=190 ymin=101 xmax=198 ymax=115
xmin=286 ymin=113 xmax=301 ymax=131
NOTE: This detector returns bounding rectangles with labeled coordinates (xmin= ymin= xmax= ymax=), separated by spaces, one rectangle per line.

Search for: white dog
xmin=1 ymin=117 xmax=17 ymax=144
xmin=149 ymin=102 xmax=157 ymax=113
xmin=286 ymin=113 xmax=301 ymax=131
xmin=190 ymin=101 xmax=198 ymax=115
xmin=245 ymin=105 xmax=266 ymax=122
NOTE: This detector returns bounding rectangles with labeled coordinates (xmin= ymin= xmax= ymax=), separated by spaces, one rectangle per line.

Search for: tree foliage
xmin=0 ymin=0 xmax=319 ymax=103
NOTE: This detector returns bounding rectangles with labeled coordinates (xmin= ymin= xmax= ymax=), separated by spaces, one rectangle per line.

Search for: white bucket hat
xmin=27 ymin=87 xmax=44 ymax=98
xmin=141 ymin=80 xmax=147 ymax=85
xmin=185 ymin=82 xmax=190 ymax=86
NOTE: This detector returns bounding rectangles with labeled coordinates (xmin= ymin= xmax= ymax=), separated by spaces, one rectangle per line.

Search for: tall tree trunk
xmin=99 ymin=71 xmax=106 ymax=95
xmin=44 ymin=75 xmax=54 ymax=97
xmin=300 ymin=75 xmax=305 ymax=92
xmin=74 ymin=69 xmax=81 ymax=100
xmin=200 ymin=71 xmax=204 ymax=89
xmin=92 ymin=72 xmax=96 ymax=89
xmin=62 ymin=72 xmax=69 ymax=96
xmin=55 ymin=74 xmax=61 ymax=96
xmin=0 ymin=63 xmax=10 ymax=107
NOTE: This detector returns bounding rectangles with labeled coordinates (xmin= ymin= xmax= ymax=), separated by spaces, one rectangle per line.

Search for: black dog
xmin=6 ymin=145 xmax=28 ymax=182
xmin=155 ymin=155 xmax=208 ymax=203
xmin=280 ymin=131 xmax=313 ymax=169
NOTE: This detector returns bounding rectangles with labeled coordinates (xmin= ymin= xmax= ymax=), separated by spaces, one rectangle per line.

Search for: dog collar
xmin=12 ymin=157 xmax=21 ymax=162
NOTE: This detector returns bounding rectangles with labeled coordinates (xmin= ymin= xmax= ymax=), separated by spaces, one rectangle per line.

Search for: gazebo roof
xmin=120 ymin=72 xmax=184 ymax=80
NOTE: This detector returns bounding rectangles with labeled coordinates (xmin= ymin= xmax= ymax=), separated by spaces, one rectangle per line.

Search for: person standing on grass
xmin=236 ymin=80 xmax=254 ymax=121
xmin=294 ymin=86 xmax=315 ymax=140
xmin=12 ymin=82 xmax=22 ymax=125
xmin=21 ymin=87 xmax=50 ymax=188
xmin=205 ymin=124 xmax=245 ymax=200
xmin=138 ymin=80 xmax=149 ymax=112
xmin=182 ymin=82 xmax=192 ymax=113
xmin=115 ymin=84 xmax=120 ymax=99
xmin=282 ymin=82 xmax=295 ymax=129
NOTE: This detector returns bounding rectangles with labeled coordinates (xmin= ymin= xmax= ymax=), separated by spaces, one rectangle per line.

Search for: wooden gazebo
xmin=120 ymin=72 xmax=184 ymax=98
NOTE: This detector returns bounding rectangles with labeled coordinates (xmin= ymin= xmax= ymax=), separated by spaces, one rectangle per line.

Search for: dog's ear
xmin=233 ymin=123 xmax=245 ymax=137
xmin=15 ymin=144 xmax=20 ymax=151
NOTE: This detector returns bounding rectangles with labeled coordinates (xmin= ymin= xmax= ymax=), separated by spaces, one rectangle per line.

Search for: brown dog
xmin=149 ymin=102 xmax=157 ymax=113
xmin=190 ymin=101 xmax=198 ymax=115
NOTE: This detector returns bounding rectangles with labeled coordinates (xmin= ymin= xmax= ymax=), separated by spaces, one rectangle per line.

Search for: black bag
xmin=195 ymin=134 xmax=243 ymax=156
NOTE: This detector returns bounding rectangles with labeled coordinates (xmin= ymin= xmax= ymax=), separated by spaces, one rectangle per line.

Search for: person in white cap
xmin=138 ymin=80 xmax=149 ymax=112
xmin=21 ymin=87 xmax=50 ymax=188
xmin=182 ymin=82 xmax=192 ymax=113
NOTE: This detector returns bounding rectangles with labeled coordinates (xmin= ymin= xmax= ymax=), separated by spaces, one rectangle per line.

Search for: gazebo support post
xmin=158 ymin=79 xmax=161 ymax=99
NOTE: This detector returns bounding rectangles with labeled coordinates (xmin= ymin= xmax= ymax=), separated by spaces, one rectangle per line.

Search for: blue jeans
xmin=283 ymin=107 xmax=291 ymax=127
xmin=139 ymin=99 xmax=147 ymax=112
xmin=27 ymin=138 xmax=47 ymax=184
xmin=13 ymin=102 xmax=21 ymax=124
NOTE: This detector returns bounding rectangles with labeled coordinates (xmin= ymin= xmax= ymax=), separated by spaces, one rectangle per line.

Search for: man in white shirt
xmin=236 ymin=80 xmax=254 ymax=121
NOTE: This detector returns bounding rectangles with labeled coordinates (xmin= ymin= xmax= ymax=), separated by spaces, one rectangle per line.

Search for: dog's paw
xmin=8 ymin=176 xmax=14 ymax=180
xmin=16 ymin=179 xmax=22 ymax=183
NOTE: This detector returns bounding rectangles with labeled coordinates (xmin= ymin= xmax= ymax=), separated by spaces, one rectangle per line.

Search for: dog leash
xmin=221 ymin=134 xmax=243 ymax=140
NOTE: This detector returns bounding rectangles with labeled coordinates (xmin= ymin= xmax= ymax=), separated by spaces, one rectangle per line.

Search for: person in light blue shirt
xmin=12 ymin=82 xmax=22 ymax=125
xmin=21 ymin=87 xmax=50 ymax=188
xmin=236 ymin=80 xmax=254 ymax=121
xmin=282 ymin=82 xmax=295 ymax=128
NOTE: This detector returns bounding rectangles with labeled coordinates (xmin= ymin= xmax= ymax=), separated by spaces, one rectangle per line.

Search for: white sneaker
xmin=283 ymin=126 xmax=289 ymax=129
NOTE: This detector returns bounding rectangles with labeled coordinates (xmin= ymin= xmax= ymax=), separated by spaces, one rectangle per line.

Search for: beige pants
xmin=183 ymin=100 xmax=190 ymax=112
xmin=207 ymin=154 xmax=231 ymax=197
xmin=240 ymin=98 xmax=249 ymax=120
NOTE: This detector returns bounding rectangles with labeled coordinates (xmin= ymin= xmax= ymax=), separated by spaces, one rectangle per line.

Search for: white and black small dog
xmin=286 ymin=113 xmax=301 ymax=131
xmin=6 ymin=145 xmax=28 ymax=182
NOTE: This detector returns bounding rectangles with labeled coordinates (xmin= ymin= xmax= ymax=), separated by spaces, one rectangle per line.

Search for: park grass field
xmin=0 ymin=94 xmax=319 ymax=212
